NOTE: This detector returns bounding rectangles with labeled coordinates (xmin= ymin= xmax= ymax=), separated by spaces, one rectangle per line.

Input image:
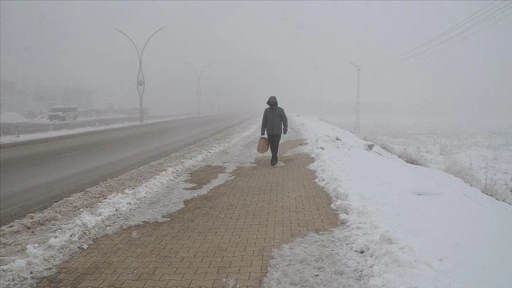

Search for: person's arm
xmin=282 ymin=109 xmax=288 ymax=135
xmin=261 ymin=110 xmax=267 ymax=136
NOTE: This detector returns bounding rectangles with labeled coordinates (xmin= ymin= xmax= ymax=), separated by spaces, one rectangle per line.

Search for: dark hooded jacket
xmin=261 ymin=96 xmax=288 ymax=136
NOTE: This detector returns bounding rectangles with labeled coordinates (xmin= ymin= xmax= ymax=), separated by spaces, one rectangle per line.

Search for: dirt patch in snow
xmin=184 ymin=165 xmax=225 ymax=190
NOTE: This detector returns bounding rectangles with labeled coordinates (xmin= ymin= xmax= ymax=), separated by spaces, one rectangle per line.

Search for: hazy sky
xmin=1 ymin=1 xmax=511 ymax=125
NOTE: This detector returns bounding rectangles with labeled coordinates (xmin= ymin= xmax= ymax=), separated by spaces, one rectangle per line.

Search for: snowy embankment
xmin=264 ymin=115 xmax=512 ymax=288
xmin=0 ymin=120 xmax=259 ymax=288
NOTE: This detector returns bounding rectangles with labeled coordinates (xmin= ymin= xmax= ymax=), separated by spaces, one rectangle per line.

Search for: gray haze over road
xmin=0 ymin=114 xmax=243 ymax=225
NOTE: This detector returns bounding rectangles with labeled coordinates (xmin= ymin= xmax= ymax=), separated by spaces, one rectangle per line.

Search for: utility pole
xmin=115 ymin=27 xmax=166 ymax=123
xmin=351 ymin=62 xmax=361 ymax=133
xmin=318 ymin=84 xmax=323 ymax=119
xmin=186 ymin=63 xmax=211 ymax=116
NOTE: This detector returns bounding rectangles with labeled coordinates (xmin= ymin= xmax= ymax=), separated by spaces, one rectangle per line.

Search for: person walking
xmin=261 ymin=96 xmax=288 ymax=166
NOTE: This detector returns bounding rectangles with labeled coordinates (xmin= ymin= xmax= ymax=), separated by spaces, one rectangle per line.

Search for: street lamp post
xmin=115 ymin=26 xmax=166 ymax=123
xmin=185 ymin=63 xmax=210 ymax=116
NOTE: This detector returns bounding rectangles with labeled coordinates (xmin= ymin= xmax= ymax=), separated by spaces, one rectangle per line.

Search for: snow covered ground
xmin=2 ymin=115 xmax=512 ymax=287
xmin=264 ymin=116 xmax=512 ymax=288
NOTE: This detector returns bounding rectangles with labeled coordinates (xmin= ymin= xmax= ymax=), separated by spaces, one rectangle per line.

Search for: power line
xmin=367 ymin=1 xmax=509 ymax=68
xmin=366 ymin=1 xmax=512 ymax=70
xmin=368 ymin=1 xmax=499 ymax=67
xmin=413 ymin=3 xmax=512 ymax=61
xmin=377 ymin=2 xmax=512 ymax=68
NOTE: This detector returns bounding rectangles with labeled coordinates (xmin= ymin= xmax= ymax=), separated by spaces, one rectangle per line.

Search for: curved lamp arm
xmin=141 ymin=26 xmax=167 ymax=62
xmin=114 ymin=28 xmax=142 ymax=62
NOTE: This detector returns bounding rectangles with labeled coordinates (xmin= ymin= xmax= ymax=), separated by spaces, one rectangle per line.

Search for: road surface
xmin=0 ymin=114 xmax=243 ymax=225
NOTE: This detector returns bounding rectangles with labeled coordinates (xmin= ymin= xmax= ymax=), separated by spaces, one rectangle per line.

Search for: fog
xmin=1 ymin=1 xmax=511 ymax=131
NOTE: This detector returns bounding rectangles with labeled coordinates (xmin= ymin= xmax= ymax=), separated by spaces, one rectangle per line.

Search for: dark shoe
xmin=271 ymin=159 xmax=277 ymax=166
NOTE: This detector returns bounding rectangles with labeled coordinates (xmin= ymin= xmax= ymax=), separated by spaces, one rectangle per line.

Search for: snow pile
xmin=264 ymin=115 xmax=512 ymax=288
xmin=0 ymin=112 xmax=27 ymax=123
xmin=0 ymin=121 xmax=260 ymax=288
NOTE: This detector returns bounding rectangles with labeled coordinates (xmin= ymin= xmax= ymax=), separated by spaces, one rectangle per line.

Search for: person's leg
xmin=274 ymin=134 xmax=281 ymax=163
xmin=268 ymin=135 xmax=278 ymax=165
xmin=268 ymin=134 xmax=281 ymax=166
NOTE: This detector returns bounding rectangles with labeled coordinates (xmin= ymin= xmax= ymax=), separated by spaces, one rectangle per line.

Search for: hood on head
xmin=267 ymin=96 xmax=278 ymax=107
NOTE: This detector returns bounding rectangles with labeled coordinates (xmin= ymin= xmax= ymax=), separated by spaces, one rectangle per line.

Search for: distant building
xmin=0 ymin=80 xmax=93 ymax=116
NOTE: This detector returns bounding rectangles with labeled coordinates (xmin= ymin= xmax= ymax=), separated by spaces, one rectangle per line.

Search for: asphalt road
xmin=0 ymin=114 xmax=243 ymax=225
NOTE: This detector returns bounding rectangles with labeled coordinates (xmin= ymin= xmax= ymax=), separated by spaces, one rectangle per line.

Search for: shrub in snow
xmin=396 ymin=149 xmax=429 ymax=167
xmin=481 ymin=177 xmax=512 ymax=204
xmin=482 ymin=178 xmax=501 ymax=200
xmin=444 ymin=159 xmax=482 ymax=188
xmin=438 ymin=139 xmax=452 ymax=156
xmin=444 ymin=160 xmax=512 ymax=205
xmin=378 ymin=143 xmax=397 ymax=155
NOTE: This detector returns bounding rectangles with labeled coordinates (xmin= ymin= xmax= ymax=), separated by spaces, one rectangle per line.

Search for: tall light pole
xmin=185 ymin=63 xmax=211 ymax=116
xmin=115 ymin=26 xmax=166 ymax=123
xmin=350 ymin=62 xmax=361 ymax=133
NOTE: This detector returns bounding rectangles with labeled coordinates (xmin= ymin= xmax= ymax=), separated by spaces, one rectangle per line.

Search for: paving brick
xmin=182 ymin=272 xmax=205 ymax=281
xmin=160 ymin=273 xmax=184 ymax=281
xmin=227 ymin=272 xmax=250 ymax=280
xmin=78 ymin=279 xmax=105 ymax=287
xmin=239 ymin=266 xmax=261 ymax=274
xmin=236 ymin=279 xmax=261 ymax=287
xmin=204 ymin=272 xmax=227 ymax=281
xmin=196 ymin=267 xmax=219 ymax=274
xmin=139 ymin=273 xmax=162 ymax=281
xmin=122 ymin=279 xmax=147 ymax=287
xmin=144 ymin=279 xmax=169 ymax=287
xmin=190 ymin=279 xmax=215 ymax=287
xmin=165 ymin=279 xmax=191 ymax=287
xmin=213 ymin=279 xmax=228 ymax=287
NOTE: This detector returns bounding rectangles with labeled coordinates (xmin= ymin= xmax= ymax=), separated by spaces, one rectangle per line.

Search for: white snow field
xmin=263 ymin=115 xmax=512 ymax=288
xmin=2 ymin=115 xmax=512 ymax=288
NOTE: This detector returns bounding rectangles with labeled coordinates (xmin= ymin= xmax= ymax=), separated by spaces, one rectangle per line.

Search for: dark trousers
xmin=267 ymin=134 xmax=281 ymax=161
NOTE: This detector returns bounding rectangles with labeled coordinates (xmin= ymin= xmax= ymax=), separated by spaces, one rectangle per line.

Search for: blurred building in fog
xmin=0 ymin=80 xmax=93 ymax=116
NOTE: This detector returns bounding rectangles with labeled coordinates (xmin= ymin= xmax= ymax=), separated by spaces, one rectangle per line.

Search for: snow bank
xmin=264 ymin=115 xmax=512 ymax=288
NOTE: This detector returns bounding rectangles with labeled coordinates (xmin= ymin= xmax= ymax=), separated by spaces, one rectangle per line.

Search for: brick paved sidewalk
xmin=37 ymin=140 xmax=338 ymax=288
